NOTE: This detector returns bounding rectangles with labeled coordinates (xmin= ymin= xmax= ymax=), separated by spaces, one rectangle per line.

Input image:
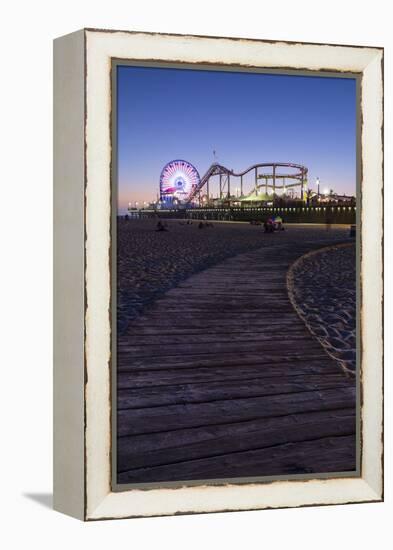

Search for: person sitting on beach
xmin=274 ymin=215 xmax=284 ymax=231
xmin=198 ymin=221 xmax=204 ymax=229
xmin=155 ymin=220 xmax=167 ymax=232
xmin=263 ymin=217 xmax=274 ymax=233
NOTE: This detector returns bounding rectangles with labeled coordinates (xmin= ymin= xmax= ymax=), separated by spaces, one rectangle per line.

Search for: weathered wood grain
xmin=117 ymin=375 xmax=352 ymax=409
xmin=117 ymin=414 xmax=355 ymax=474
xmin=118 ymin=363 xmax=344 ymax=389
xmin=117 ymin=352 xmax=335 ymax=372
xmin=118 ymin=435 xmax=356 ymax=483
xmin=118 ymin=408 xmax=355 ymax=463
xmin=118 ymin=386 xmax=355 ymax=437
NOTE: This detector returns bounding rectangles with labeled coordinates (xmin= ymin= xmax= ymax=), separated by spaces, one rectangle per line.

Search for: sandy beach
xmin=288 ymin=243 xmax=356 ymax=374
xmin=117 ymin=218 xmax=353 ymax=335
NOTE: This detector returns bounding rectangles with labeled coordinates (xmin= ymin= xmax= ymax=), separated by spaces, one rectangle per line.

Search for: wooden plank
xmin=118 ymin=435 xmax=356 ymax=483
xmin=117 ymin=353 xmax=336 ymax=372
xmin=118 ymin=411 xmax=355 ymax=472
xmin=132 ymin=313 xmax=301 ymax=324
xmin=120 ymin=332 xmax=317 ymax=346
xmin=117 ymin=374 xmax=352 ymax=409
xmin=117 ymin=363 xmax=342 ymax=389
xmin=117 ymin=386 xmax=355 ymax=437
xmin=117 ymin=340 xmax=328 ymax=359
xmin=126 ymin=325 xmax=309 ymax=336
xmin=118 ymin=407 xmax=355 ymax=461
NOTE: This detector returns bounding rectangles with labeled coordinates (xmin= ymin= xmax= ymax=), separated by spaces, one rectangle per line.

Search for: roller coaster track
xmin=188 ymin=162 xmax=308 ymax=201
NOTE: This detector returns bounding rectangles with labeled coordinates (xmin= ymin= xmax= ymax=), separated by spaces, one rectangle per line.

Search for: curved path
xmin=117 ymin=238 xmax=356 ymax=484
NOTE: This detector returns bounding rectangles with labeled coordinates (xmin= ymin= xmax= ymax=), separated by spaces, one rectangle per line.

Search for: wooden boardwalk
xmin=117 ymin=238 xmax=356 ymax=484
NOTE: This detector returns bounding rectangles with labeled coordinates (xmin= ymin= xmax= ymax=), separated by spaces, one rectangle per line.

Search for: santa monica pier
xmin=128 ymin=159 xmax=356 ymax=224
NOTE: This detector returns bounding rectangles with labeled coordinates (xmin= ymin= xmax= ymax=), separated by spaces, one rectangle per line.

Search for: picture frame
xmin=53 ymin=28 xmax=383 ymax=520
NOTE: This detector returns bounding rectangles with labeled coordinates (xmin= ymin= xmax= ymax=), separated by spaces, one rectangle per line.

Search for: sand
xmin=117 ymin=219 xmax=354 ymax=342
xmin=288 ymin=243 xmax=356 ymax=374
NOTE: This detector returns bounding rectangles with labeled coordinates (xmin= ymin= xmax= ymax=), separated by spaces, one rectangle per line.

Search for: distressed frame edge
xmin=53 ymin=29 xmax=86 ymax=520
xmin=82 ymin=29 xmax=383 ymax=521
xmin=358 ymin=49 xmax=384 ymax=500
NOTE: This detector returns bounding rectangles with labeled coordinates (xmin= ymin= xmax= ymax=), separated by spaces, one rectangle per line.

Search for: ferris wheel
xmin=160 ymin=160 xmax=200 ymax=202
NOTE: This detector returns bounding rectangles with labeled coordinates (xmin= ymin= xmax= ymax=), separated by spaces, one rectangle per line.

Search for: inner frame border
xmin=109 ymin=59 xmax=362 ymax=493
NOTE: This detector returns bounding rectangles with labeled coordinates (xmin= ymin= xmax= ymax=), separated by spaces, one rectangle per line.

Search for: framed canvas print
xmin=53 ymin=28 xmax=383 ymax=520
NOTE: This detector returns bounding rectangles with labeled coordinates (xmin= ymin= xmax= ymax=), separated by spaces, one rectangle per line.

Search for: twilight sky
xmin=117 ymin=65 xmax=357 ymax=213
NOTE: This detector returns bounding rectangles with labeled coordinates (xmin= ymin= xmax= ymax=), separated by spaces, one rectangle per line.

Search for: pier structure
xmin=187 ymin=161 xmax=309 ymax=207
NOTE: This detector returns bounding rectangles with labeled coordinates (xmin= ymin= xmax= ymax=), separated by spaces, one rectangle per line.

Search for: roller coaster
xmin=159 ymin=160 xmax=308 ymax=207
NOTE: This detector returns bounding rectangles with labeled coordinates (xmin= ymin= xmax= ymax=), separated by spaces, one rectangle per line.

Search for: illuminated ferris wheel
xmin=160 ymin=160 xmax=200 ymax=203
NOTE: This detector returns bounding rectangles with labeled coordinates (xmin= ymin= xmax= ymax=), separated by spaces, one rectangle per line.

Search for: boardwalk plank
xmin=118 ymin=363 xmax=342 ymax=389
xmin=118 ymin=407 xmax=355 ymax=460
xmin=118 ymin=412 xmax=355 ymax=472
xmin=117 ymin=355 xmax=338 ymax=373
xmin=116 ymin=238 xmax=356 ymax=482
xmin=117 ymin=375 xmax=352 ymax=409
xmin=118 ymin=435 xmax=356 ymax=483
xmin=118 ymin=387 xmax=355 ymax=437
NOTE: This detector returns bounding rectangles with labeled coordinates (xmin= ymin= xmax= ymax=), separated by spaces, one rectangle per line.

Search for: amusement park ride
xmin=158 ymin=159 xmax=309 ymax=208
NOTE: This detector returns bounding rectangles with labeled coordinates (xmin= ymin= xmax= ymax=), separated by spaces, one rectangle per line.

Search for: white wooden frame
xmin=53 ymin=28 xmax=383 ymax=521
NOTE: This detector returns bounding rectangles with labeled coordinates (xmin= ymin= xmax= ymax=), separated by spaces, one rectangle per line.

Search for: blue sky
xmin=117 ymin=65 xmax=356 ymax=212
